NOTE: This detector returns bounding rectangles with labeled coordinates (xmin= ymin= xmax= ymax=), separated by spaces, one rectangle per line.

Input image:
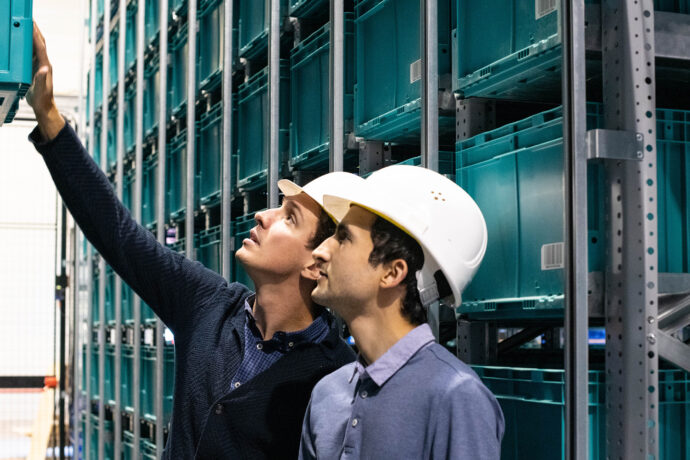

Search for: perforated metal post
xmin=221 ymin=0 xmax=234 ymax=281
xmin=133 ymin=0 xmax=146 ymax=452
xmin=561 ymin=0 xmax=589 ymax=458
xmin=420 ymin=0 xmax=438 ymax=172
xmin=268 ymin=0 xmax=281 ymax=207
xmin=328 ymin=0 xmax=344 ymax=172
xmin=602 ymin=1 xmax=659 ymax=458
xmin=158 ymin=0 xmax=171 ymax=455
xmin=113 ymin=1 xmax=127 ymax=457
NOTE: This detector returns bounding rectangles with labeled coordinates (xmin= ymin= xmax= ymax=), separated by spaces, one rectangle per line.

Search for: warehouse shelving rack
xmin=73 ymin=1 xmax=690 ymax=459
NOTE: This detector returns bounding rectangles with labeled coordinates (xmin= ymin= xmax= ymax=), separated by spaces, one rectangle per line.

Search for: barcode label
xmin=144 ymin=328 xmax=154 ymax=346
xmin=536 ymin=0 xmax=557 ymax=19
xmin=410 ymin=59 xmax=421 ymax=84
xmin=541 ymin=242 xmax=565 ymax=270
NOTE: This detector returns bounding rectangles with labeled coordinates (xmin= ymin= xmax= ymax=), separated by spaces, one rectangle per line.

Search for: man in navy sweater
xmin=27 ymin=24 xmax=356 ymax=459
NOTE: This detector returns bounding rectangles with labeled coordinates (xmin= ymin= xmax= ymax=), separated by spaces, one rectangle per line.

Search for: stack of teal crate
xmin=0 ymin=0 xmax=33 ymax=125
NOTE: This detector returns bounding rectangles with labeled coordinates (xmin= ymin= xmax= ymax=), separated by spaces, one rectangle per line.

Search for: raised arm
xmin=26 ymin=22 xmax=230 ymax=336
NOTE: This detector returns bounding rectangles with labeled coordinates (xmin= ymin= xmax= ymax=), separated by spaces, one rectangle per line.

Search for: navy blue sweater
xmin=31 ymin=123 xmax=356 ymax=459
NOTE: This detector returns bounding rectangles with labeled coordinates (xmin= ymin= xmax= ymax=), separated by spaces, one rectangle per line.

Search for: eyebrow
xmin=335 ymin=223 xmax=352 ymax=239
xmin=284 ymin=198 xmax=303 ymax=221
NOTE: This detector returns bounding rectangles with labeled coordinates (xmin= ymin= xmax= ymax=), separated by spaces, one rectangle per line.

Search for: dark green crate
xmin=197 ymin=226 xmax=222 ymax=274
xmin=169 ymin=23 xmax=192 ymax=116
xmin=0 ymin=0 xmax=33 ymax=124
xmin=141 ymin=346 xmax=175 ymax=425
xmin=145 ymin=0 xmax=160 ymax=46
xmin=198 ymin=0 xmax=224 ymax=90
xmin=238 ymin=0 xmax=287 ymax=59
xmin=142 ymin=153 xmax=159 ymax=229
xmin=105 ymin=266 xmax=115 ymax=325
xmin=289 ymin=0 xmax=328 ymax=18
xmin=290 ymin=17 xmax=355 ymax=170
xmin=198 ymin=102 xmax=223 ymax=205
xmin=237 ymin=62 xmax=290 ymax=190
xmin=143 ymin=54 xmax=160 ymax=138
xmin=166 ymin=130 xmax=192 ymax=221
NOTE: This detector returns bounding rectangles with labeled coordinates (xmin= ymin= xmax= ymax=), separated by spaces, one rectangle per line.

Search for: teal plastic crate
xmin=123 ymin=431 xmax=158 ymax=460
xmin=121 ymin=345 xmax=137 ymax=412
xmin=145 ymin=0 xmax=160 ymax=46
xmin=82 ymin=413 xmax=114 ymax=460
xmin=142 ymin=440 xmax=157 ymax=460
xmin=95 ymin=51 xmax=104 ymax=112
xmin=169 ymin=22 xmax=191 ymax=115
xmin=457 ymin=104 xmax=690 ymax=319
xmin=125 ymin=2 xmax=137 ymax=72
xmin=92 ymin=263 xmax=101 ymax=325
xmin=289 ymin=0 xmax=328 ymax=18
xmin=89 ymin=345 xmax=100 ymax=399
xmin=142 ymin=300 xmax=156 ymax=324
xmin=354 ymin=0 xmax=454 ymax=142
xmin=122 ymin=281 xmax=133 ymax=324
xmin=141 ymin=346 xmax=175 ymax=424
xmin=124 ymin=86 xmax=136 ymax=153
xmin=142 ymin=153 xmax=158 ymax=229
xmin=238 ymin=0 xmax=287 ymax=59
xmin=109 ymin=26 xmax=119 ymax=93
xmin=473 ymin=366 xmax=690 ymax=460
xmin=123 ymin=166 xmax=135 ymax=211
xmin=197 ymin=226 xmax=222 ymax=273
xmin=166 ymin=130 xmax=190 ymax=221
xmin=92 ymin=118 xmax=102 ymax=167
xmin=198 ymin=0 xmax=224 ymax=90
xmin=454 ymin=0 xmax=690 ymax=99
xmin=105 ymin=266 xmax=115 ymax=324
xmin=170 ymin=0 xmax=186 ymax=17
xmin=397 ymin=151 xmax=455 ymax=176
xmin=105 ymin=344 xmax=116 ymax=405
xmin=143 ymin=54 xmax=160 ymax=138
xmin=237 ymin=62 xmax=290 ymax=190
xmin=0 ymin=0 xmax=32 ymax=124
xmin=106 ymin=107 xmax=117 ymax=171
xmin=198 ymin=101 xmax=223 ymax=205
xmin=232 ymin=213 xmax=257 ymax=290
xmin=289 ymin=17 xmax=355 ymax=170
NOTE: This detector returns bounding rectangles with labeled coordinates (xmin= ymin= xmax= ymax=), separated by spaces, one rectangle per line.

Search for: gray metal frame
xmin=221 ymin=0 xmax=235 ymax=281
xmin=328 ymin=0 xmax=344 ymax=172
xmin=268 ymin=0 xmax=281 ymax=207
xmin=602 ymin=1 xmax=659 ymax=457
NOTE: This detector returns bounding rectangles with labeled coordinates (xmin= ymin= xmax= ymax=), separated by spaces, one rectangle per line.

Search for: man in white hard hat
xmin=27 ymin=23 xmax=361 ymax=459
xmin=299 ymin=165 xmax=505 ymax=459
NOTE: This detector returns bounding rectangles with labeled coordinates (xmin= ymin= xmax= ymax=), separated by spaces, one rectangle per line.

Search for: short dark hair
xmin=307 ymin=209 xmax=336 ymax=250
xmin=368 ymin=217 xmax=426 ymax=325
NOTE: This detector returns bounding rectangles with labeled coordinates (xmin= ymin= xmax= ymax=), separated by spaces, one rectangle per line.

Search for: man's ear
xmin=380 ymin=258 xmax=408 ymax=289
xmin=301 ymin=261 xmax=321 ymax=281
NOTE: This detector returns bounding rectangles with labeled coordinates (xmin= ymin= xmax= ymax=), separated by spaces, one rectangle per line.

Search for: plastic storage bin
xmin=123 ymin=86 xmax=136 ymax=153
xmin=169 ymin=23 xmax=191 ymax=115
xmin=92 ymin=262 xmax=101 ymax=324
xmin=95 ymin=51 xmax=104 ymax=112
xmin=89 ymin=346 xmax=100 ymax=400
xmin=197 ymin=226 xmax=222 ymax=273
xmin=142 ymin=152 xmax=159 ymax=229
xmin=145 ymin=0 xmax=159 ymax=46
xmin=290 ymin=17 xmax=354 ymax=170
xmin=105 ymin=344 xmax=116 ymax=405
xmin=109 ymin=26 xmax=119 ymax=93
xmin=238 ymin=0 xmax=287 ymax=59
xmin=105 ymin=266 xmax=115 ymax=324
xmin=121 ymin=345 xmax=136 ymax=412
xmin=92 ymin=118 xmax=103 ymax=167
xmin=237 ymin=62 xmax=290 ymax=190
xmin=82 ymin=413 xmax=114 ymax=460
xmin=106 ymin=107 xmax=117 ymax=171
xmin=170 ymin=0 xmax=186 ymax=17
xmin=143 ymin=54 xmax=160 ymax=139
xmin=232 ymin=213 xmax=258 ymax=289
xmin=166 ymin=130 xmax=190 ymax=221
xmin=453 ymin=0 xmax=690 ymax=99
xmin=0 ymin=0 xmax=33 ymax=125
xmin=354 ymin=0 xmax=454 ymax=142
xmin=198 ymin=0 xmax=224 ymax=90
xmin=125 ymin=2 xmax=137 ymax=72
xmin=141 ymin=346 xmax=175 ymax=424
xmin=473 ymin=366 xmax=690 ymax=460
xmin=397 ymin=151 xmax=455 ymax=176
xmin=289 ymin=0 xmax=328 ymax=18
xmin=198 ymin=101 xmax=223 ymax=205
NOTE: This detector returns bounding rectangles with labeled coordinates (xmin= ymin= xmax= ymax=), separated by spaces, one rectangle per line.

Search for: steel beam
xmin=329 ymin=0 xmax=344 ymax=172
xmin=602 ymin=1 xmax=659 ymax=458
xmin=420 ymin=0 xmax=438 ymax=172
xmin=268 ymin=0 xmax=281 ymax=208
xmin=657 ymin=330 xmax=690 ymax=373
xmin=658 ymin=294 xmax=690 ymax=332
xmin=221 ymin=0 xmax=234 ymax=281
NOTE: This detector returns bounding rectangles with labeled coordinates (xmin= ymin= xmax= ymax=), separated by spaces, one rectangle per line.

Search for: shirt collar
xmin=243 ymin=297 xmax=330 ymax=350
xmin=348 ymin=324 xmax=435 ymax=387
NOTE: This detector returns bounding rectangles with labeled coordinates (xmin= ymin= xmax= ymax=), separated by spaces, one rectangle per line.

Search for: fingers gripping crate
xmin=198 ymin=101 xmax=224 ymax=206
xmin=198 ymin=0 xmax=225 ymax=91
xmin=231 ymin=212 xmax=258 ymax=290
xmin=141 ymin=346 xmax=175 ymax=426
xmin=237 ymin=62 xmax=290 ymax=191
xmin=197 ymin=225 xmax=222 ymax=273
xmin=0 ymin=0 xmax=32 ymax=125
xmin=354 ymin=0 xmax=454 ymax=143
xmin=289 ymin=17 xmax=355 ymax=170
xmin=473 ymin=366 xmax=690 ymax=460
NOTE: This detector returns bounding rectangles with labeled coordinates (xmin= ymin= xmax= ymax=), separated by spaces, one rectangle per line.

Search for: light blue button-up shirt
xmin=299 ymin=324 xmax=504 ymax=459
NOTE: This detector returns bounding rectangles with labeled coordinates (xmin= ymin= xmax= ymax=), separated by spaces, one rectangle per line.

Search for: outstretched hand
xmin=26 ymin=22 xmax=65 ymax=141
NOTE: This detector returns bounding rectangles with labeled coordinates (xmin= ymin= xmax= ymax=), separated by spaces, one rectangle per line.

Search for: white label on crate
xmin=536 ymin=0 xmax=557 ymax=19
xmin=144 ymin=328 xmax=154 ymax=346
xmin=410 ymin=59 xmax=422 ymax=84
xmin=541 ymin=242 xmax=565 ymax=270
xmin=109 ymin=328 xmax=117 ymax=344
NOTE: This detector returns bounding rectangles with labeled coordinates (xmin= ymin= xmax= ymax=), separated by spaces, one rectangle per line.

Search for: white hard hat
xmin=322 ymin=164 xmax=487 ymax=308
xmin=277 ymin=172 xmax=365 ymax=221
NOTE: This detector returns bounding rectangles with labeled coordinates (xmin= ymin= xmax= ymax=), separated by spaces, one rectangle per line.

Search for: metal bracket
xmin=358 ymin=141 xmax=389 ymax=176
xmin=657 ymin=329 xmax=690 ymax=373
xmin=586 ymin=129 xmax=644 ymax=161
xmin=456 ymin=319 xmax=497 ymax=364
xmin=455 ymin=97 xmax=496 ymax=142
xmin=658 ymin=294 xmax=690 ymax=332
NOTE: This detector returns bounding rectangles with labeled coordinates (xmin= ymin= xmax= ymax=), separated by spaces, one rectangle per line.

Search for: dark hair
xmin=368 ymin=217 xmax=426 ymax=325
xmin=307 ymin=209 xmax=336 ymax=250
